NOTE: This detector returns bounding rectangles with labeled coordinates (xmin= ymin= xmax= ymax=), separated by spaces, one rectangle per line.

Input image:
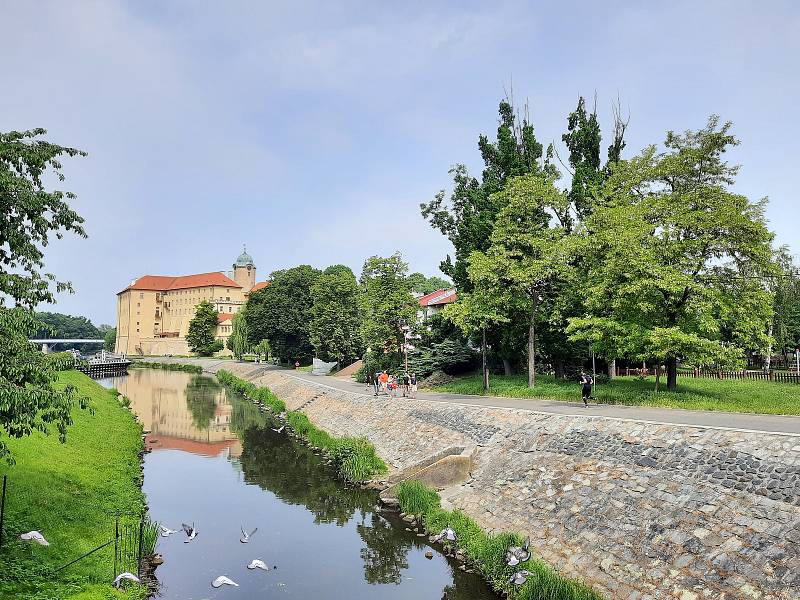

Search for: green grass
xmin=434 ymin=373 xmax=800 ymax=415
xmin=129 ymin=361 xmax=203 ymax=374
xmin=395 ymin=480 xmax=600 ymax=600
xmin=217 ymin=370 xmax=387 ymax=483
xmin=0 ymin=371 xmax=148 ymax=600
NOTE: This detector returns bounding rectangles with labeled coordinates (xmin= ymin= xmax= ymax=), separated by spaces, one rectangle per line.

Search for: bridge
xmin=29 ymin=339 xmax=105 ymax=353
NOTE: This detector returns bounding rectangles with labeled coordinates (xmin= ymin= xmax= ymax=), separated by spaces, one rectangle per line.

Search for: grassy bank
xmin=395 ymin=480 xmax=600 ymax=600
xmin=216 ymin=370 xmax=387 ymax=482
xmin=0 ymin=371 xmax=147 ymax=600
xmin=129 ymin=360 xmax=203 ymax=374
xmin=433 ymin=373 xmax=800 ymax=415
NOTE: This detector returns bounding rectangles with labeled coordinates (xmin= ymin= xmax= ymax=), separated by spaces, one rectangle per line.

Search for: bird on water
xmin=212 ymin=575 xmax=239 ymax=588
xmin=240 ymin=526 xmax=258 ymax=543
xmin=182 ymin=523 xmax=198 ymax=543
xmin=247 ymin=559 xmax=270 ymax=570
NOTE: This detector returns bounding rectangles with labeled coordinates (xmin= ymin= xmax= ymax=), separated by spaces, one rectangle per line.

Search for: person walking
xmin=372 ymin=371 xmax=380 ymax=396
xmin=410 ymin=373 xmax=417 ymax=398
xmin=402 ymin=372 xmax=410 ymax=397
xmin=580 ymin=371 xmax=593 ymax=406
xmin=378 ymin=370 xmax=389 ymax=395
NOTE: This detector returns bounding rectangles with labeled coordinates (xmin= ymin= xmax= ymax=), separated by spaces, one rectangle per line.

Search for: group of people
xmin=371 ymin=370 xmax=418 ymax=398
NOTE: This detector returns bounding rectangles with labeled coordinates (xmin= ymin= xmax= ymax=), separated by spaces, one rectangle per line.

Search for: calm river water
xmin=100 ymin=368 xmax=497 ymax=600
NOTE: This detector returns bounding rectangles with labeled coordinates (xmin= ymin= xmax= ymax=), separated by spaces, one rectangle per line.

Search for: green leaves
xmin=310 ymin=266 xmax=363 ymax=365
xmin=186 ymin=300 xmax=223 ymax=356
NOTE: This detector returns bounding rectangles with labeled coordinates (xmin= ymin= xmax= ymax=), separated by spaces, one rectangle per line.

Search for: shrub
xmin=217 ymin=371 xmax=386 ymax=483
xmin=130 ymin=361 xmax=203 ymax=374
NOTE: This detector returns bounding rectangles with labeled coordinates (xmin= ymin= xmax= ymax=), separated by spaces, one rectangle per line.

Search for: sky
xmin=1 ymin=0 xmax=799 ymax=325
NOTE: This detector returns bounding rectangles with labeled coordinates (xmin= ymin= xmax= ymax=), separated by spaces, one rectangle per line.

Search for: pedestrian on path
xmin=402 ymin=372 xmax=410 ymax=397
xmin=372 ymin=371 xmax=381 ymax=396
xmin=580 ymin=371 xmax=594 ymax=406
xmin=378 ymin=370 xmax=389 ymax=395
xmin=410 ymin=373 xmax=417 ymax=398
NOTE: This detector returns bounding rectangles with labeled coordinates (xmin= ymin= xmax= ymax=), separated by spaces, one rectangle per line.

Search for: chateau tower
xmin=232 ymin=245 xmax=256 ymax=292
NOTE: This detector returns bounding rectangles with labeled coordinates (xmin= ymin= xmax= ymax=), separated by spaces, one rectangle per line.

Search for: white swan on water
xmin=212 ymin=575 xmax=239 ymax=588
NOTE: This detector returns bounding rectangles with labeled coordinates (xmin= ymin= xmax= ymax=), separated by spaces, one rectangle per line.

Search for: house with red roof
xmin=115 ymin=248 xmax=268 ymax=356
xmin=417 ymin=288 xmax=458 ymax=321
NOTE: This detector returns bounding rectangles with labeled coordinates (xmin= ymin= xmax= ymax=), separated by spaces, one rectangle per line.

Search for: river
xmin=100 ymin=368 xmax=497 ymax=599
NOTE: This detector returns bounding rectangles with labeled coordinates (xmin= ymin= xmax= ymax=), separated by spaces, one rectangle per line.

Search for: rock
xmin=402 ymin=514 xmax=415 ymax=523
xmin=600 ymin=558 xmax=614 ymax=572
xmin=419 ymin=370 xmax=454 ymax=389
xmin=150 ymin=554 xmax=164 ymax=566
xmin=424 ymin=551 xmax=434 ymax=559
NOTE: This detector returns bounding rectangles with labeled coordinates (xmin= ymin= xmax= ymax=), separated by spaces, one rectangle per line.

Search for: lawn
xmin=0 ymin=371 xmax=147 ymax=600
xmin=433 ymin=373 xmax=800 ymax=415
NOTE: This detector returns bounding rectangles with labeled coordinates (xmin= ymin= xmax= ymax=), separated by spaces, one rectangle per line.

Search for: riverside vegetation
xmin=0 ymin=371 xmax=148 ymax=600
xmin=216 ymin=370 xmax=387 ymax=482
xmin=395 ymin=480 xmax=600 ymax=600
xmin=129 ymin=361 xmax=203 ymax=374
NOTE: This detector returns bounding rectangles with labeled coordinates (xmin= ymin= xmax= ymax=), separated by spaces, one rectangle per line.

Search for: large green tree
xmin=465 ymin=174 xmax=570 ymax=387
xmin=0 ymin=128 xmax=88 ymax=461
xmin=407 ymin=272 xmax=452 ymax=295
xmin=187 ymin=300 xmax=223 ymax=356
xmin=103 ymin=327 xmax=117 ymax=351
xmin=244 ymin=265 xmax=321 ymax=363
xmin=310 ymin=265 xmax=363 ymax=366
xmin=568 ymin=117 xmax=775 ymax=390
xmin=226 ymin=310 xmax=252 ymax=360
xmin=360 ymin=253 xmax=417 ymax=367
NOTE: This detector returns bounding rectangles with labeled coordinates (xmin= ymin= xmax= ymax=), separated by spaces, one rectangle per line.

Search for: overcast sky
xmin=2 ymin=1 xmax=798 ymax=325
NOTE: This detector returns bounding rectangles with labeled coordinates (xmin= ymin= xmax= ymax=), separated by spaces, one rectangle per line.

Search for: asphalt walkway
xmin=148 ymin=358 xmax=800 ymax=436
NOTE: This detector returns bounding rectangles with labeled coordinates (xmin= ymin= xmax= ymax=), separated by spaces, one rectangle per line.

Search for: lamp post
xmin=401 ymin=324 xmax=411 ymax=373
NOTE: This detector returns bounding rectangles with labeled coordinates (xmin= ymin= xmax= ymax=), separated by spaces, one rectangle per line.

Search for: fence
xmin=0 ymin=475 xmax=148 ymax=578
xmin=616 ymin=366 xmax=800 ymax=384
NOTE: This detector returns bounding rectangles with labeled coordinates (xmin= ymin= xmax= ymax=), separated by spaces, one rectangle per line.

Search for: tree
xmin=466 ymin=174 xmax=570 ymax=387
xmin=227 ymin=310 xmax=252 ymax=360
xmin=244 ymin=265 xmax=321 ymax=363
xmin=772 ymin=252 xmax=800 ymax=367
xmin=360 ymin=253 xmax=417 ymax=370
xmin=568 ymin=117 xmax=776 ymax=390
xmin=187 ymin=300 xmax=223 ymax=356
xmin=421 ymin=99 xmax=548 ymax=373
xmin=309 ymin=265 xmax=363 ymax=366
xmin=104 ymin=327 xmax=117 ymax=351
xmin=34 ymin=311 xmax=102 ymax=352
xmin=253 ymin=339 xmax=271 ymax=361
xmin=1 ymin=128 xmax=88 ymax=462
xmin=407 ymin=272 xmax=452 ymax=295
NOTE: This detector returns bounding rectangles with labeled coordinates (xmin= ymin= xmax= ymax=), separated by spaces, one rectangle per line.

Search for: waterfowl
xmin=19 ymin=531 xmax=49 ymax=546
xmin=212 ymin=575 xmax=239 ymax=588
xmin=504 ymin=536 xmax=531 ymax=566
xmin=271 ymin=425 xmax=285 ymax=433
xmin=240 ymin=526 xmax=258 ymax=543
xmin=159 ymin=525 xmax=178 ymax=537
xmin=431 ymin=527 xmax=457 ymax=543
xmin=508 ymin=570 xmax=534 ymax=586
xmin=182 ymin=523 xmax=198 ymax=543
xmin=247 ymin=559 xmax=270 ymax=570
xmin=113 ymin=572 xmax=140 ymax=588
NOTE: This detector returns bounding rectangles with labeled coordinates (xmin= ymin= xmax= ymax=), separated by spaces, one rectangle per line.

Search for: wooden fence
xmin=616 ymin=366 xmax=800 ymax=384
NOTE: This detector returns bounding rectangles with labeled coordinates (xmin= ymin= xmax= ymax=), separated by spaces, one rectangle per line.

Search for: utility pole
xmin=591 ymin=349 xmax=596 ymax=395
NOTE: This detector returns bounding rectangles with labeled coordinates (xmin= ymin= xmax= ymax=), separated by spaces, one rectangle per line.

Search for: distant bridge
xmin=29 ymin=339 xmax=105 ymax=353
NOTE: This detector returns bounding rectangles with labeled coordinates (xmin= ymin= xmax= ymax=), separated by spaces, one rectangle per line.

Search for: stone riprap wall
xmin=210 ymin=363 xmax=800 ymax=600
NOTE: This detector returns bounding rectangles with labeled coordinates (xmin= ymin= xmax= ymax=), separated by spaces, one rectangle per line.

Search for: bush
xmin=407 ymin=338 xmax=477 ymax=377
xmin=394 ymin=480 xmax=601 ymax=600
xmin=130 ymin=361 xmax=203 ymax=374
xmin=217 ymin=371 xmax=386 ymax=483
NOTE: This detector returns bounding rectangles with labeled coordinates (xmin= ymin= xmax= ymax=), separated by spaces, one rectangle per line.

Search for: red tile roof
xmin=218 ymin=313 xmax=234 ymax=322
xmin=418 ymin=288 xmax=458 ymax=307
xmin=120 ymin=272 xmax=241 ymax=294
xmin=248 ymin=281 xmax=270 ymax=293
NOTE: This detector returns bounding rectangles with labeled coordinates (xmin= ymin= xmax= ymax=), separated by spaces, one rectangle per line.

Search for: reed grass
xmin=394 ymin=480 xmax=601 ymax=600
xmin=129 ymin=361 xmax=203 ymax=374
xmin=216 ymin=370 xmax=386 ymax=483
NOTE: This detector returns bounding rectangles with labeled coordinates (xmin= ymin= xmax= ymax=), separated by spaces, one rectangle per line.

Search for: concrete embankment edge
xmin=207 ymin=363 xmax=799 ymax=600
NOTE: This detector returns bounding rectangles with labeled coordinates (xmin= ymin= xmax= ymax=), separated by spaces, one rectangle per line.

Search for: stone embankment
xmin=209 ymin=363 xmax=799 ymax=600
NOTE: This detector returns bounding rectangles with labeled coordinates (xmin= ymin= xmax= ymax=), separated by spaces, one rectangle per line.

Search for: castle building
xmin=115 ymin=248 xmax=268 ymax=356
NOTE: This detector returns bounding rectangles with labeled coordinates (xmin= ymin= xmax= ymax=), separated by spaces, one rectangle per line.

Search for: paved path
xmin=145 ymin=357 xmax=800 ymax=436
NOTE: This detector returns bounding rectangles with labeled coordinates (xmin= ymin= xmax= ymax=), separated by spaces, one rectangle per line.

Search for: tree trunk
xmin=764 ymin=322 xmax=773 ymax=372
xmin=482 ymin=327 xmax=489 ymax=391
xmin=528 ymin=297 xmax=537 ymax=388
xmin=554 ymin=358 xmax=565 ymax=379
xmin=607 ymin=358 xmax=616 ymax=379
xmin=502 ymin=358 xmax=513 ymax=376
xmin=666 ymin=356 xmax=678 ymax=390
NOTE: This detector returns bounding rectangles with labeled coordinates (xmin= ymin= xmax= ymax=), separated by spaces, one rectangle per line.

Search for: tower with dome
xmin=232 ymin=245 xmax=257 ymax=292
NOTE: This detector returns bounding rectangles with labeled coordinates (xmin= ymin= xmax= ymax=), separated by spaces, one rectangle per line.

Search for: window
xmin=228 ymin=306 xmax=232 ymax=312
xmin=139 ymin=293 xmax=144 ymax=299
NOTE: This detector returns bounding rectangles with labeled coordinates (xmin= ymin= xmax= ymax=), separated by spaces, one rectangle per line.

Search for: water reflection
xmin=102 ymin=369 xmax=497 ymax=600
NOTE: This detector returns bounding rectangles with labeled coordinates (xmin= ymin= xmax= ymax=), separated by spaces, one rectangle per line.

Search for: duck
xmin=113 ymin=572 xmax=140 ymax=588
xmin=19 ymin=531 xmax=49 ymax=546
xmin=212 ymin=575 xmax=239 ymax=588
xmin=247 ymin=559 xmax=270 ymax=571
xmin=159 ymin=525 xmax=178 ymax=537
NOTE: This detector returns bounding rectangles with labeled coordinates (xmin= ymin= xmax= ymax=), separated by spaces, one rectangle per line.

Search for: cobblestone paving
xmin=408 ymin=407 xmax=500 ymax=444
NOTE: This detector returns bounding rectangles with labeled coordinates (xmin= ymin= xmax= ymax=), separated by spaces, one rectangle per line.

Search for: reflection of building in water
xmin=112 ymin=369 xmax=242 ymax=457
